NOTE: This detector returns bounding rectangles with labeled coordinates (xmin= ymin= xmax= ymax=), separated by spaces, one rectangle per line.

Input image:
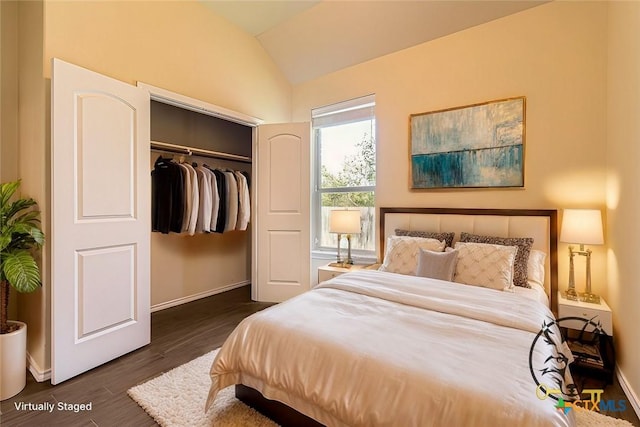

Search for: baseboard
xmin=27 ymin=352 xmax=51 ymax=382
xmin=151 ymin=280 xmax=250 ymax=313
xmin=616 ymin=366 xmax=640 ymax=418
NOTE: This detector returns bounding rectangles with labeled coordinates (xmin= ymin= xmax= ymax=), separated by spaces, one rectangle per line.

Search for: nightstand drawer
xmin=557 ymin=303 xmax=612 ymax=336
xmin=318 ymin=269 xmax=343 ymax=283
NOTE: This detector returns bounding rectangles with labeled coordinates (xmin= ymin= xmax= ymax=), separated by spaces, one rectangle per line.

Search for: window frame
xmin=311 ymin=95 xmax=376 ymax=259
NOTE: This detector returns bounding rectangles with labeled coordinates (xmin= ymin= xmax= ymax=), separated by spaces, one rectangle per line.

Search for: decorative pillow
xmin=453 ymin=242 xmax=518 ymax=291
xmin=380 ymin=236 xmax=446 ymax=275
xmin=459 ymin=232 xmax=533 ymax=288
xmin=395 ymin=229 xmax=455 ymax=247
xmin=527 ymin=249 xmax=546 ymax=289
xmin=416 ymin=249 xmax=459 ymax=282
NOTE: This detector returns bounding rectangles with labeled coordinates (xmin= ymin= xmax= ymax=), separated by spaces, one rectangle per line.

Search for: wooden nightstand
xmin=317 ymin=263 xmax=370 ymax=284
xmin=557 ymin=292 xmax=614 ymax=385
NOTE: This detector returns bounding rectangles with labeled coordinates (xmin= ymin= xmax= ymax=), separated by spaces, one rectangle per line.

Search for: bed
xmin=206 ymin=208 xmax=576 ymax=426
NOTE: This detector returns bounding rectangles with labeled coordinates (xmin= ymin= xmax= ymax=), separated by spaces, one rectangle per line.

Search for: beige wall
xmin=15 ymin=0 xmax=50 ymax=378
xmin=1 ymin=0 xmax=20 ymax=323
xmin=606 ymin=0 xmax=640 ymax=412
xmin=44 ymin=0 xmax=291 ymax=123
xmin=293 ymin=1 xmax=609 ymax=291
xmin=11 ymin=0 xmax=293 ymax=375
xmin=1 ymin=1 xmax=19 ymax=184
xmin=0 ymin=0 xmax=48 ymax=371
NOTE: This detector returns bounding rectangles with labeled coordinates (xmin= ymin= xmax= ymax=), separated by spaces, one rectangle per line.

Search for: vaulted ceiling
xmin=202 ymin=1 xmax=547 ymax=84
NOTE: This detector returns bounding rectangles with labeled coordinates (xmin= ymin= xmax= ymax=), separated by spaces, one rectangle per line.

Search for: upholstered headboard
xmin=379 ymin=208 xmax=558 ymax=313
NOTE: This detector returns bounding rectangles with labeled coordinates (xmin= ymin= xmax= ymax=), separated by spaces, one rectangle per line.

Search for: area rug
xmin=128 ymin=349 xmax=634 ymax=427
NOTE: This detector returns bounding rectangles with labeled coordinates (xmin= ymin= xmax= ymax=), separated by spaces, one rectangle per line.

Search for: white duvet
xmin=207 ymin=270 xmax=575 ymax=427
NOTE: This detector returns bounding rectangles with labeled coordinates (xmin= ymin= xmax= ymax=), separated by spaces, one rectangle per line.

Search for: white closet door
xmin=51 ymin=59 xmax=150 ymax=384
xmin=254 ymin=123 xmax=310 ymax=302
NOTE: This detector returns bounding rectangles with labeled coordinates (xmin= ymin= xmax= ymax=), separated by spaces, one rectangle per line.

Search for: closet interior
xmin=149 ymin=100 xmax=253 ymax=311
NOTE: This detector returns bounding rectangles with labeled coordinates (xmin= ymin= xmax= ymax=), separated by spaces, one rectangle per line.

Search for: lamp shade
xmin=560 ymin=209 xmax=604 ymax=245
xmin=329 ymin=210 xmax=361 ymax=234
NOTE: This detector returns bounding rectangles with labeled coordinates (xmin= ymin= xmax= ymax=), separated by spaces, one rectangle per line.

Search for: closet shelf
xmin=151 ymin=140 xmax=252 ymax=164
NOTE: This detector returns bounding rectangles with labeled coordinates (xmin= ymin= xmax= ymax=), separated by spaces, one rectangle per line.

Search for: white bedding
xmin=207 ymin=270 xmax=574 ymax=427
xmin=516 ymin=282 xmax=550 ymax=307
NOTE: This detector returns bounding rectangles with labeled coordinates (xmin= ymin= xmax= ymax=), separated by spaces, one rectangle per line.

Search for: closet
xmin=148 ymin=100 xmax=253 ymax=311
xmin=50 ymin=58 xmax=309 ymax=384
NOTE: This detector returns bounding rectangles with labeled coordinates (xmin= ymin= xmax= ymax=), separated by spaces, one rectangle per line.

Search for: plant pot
xmin=0 ymin=321 xmax=27 ymax=400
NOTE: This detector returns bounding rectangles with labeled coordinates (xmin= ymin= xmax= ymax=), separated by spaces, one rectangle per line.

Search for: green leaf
xmin=12 ymin=210 xmax=41 ymax=226
xmin=0 ymin=234 xmax=10 ymax=252
xmin=5 ymin=198 xmax=37 ymax=219
xmin=2 ymin=250 xmax=41 ymax=293
xmin=28 ymin=227 xmax=45 ymax=246
xmin=10 ymin=224 xmax=44 ymax=246
xmin=0 ymin=180 xmax=20 ymax=209
xmin=0 ymin=181 xmax=44 ymax=284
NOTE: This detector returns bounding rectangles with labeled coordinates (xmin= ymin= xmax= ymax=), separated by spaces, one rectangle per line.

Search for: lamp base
xmin=564 ymin=288 xmax=579 ymax=301
xmin=579 ymin=292 xmax=601 ymax=304
xmin=328 ymin=262 xmax=351 ymax=268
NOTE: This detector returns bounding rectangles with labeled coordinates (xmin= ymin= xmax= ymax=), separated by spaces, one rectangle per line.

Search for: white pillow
xmin=453 ymin=242 xmax=518 ymax=291
xmin=527 ymin=249 xmax=547 ymax=288
xmin=380 ymin=236 xmax=446 ymax=275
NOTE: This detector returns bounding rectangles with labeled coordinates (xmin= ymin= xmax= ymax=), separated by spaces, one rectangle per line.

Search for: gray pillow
xmin=395 ymin=229 xmax=455 ymax=247
xmin=416 ymin=249 xmax=459 ymax=282
xmin=459 ymin=232 xmax=533 ymax=288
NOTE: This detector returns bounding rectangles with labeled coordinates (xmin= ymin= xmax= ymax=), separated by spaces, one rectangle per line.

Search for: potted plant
xmin=0 ymin=180 xmax=44 ymax=400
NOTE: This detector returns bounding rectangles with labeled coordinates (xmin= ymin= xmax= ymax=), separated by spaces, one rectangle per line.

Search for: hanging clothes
xmin=223 ymin=171 xmax=238 ymax=232
xmin=195 ymin=165 xmax=213 ymax=233
xmin=234 ymin=171 xmax=250 ymax=231
xmin=151 ymin=154 xmax=250 ymax=236
xmin=180 ymin=163 xmax=199 ymax=235
xmin=204 ymin=165 xmax=220 ymax=233
xmin=177 ymin=163 xmax=192 ymax=233
xmin=151 ymin=156 xmax=184 ymax=234
xmin=211 ymin=169 xmax=227 ymax=233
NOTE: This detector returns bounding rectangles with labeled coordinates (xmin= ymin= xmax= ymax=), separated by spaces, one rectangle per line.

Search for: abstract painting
xmin=410 ymin=97 xmax=525 ymax=189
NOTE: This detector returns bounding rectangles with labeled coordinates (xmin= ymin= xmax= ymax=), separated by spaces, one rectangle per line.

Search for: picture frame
xmin=409 ymin=97 xmax=525 ymax=189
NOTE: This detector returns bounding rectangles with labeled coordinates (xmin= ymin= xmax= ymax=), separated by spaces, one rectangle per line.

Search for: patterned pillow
xmin=395 ymin=229 xmax=455 ymax=247
xmin=453 ymin=242 xmax=518 ymax=291
xmin=416 ymin=249 xmax=459 ymax=282
xmin=459 ymin=232 xmax=533 ymax=288
xmin=380 ymin=236 xmax=446 ymax=276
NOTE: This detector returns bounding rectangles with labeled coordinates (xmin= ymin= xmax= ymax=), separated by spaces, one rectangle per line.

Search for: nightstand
xmin=317 ymin=263 xmax=370 ymax=284
xmin=557 ymin=292 xmax=612 ymax=335
xmin=557 ymin=292 xmax=614 ymax=385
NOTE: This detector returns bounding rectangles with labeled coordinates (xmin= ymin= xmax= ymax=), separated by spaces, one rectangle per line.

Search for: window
xmin=312 ymin=95 xmax=376 ymax=257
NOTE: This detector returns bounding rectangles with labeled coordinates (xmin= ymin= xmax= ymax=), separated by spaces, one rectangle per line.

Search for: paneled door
xmin=254 ymin=123 xmax=310 ymax=302
xmin=51 ymin=59 xmax=150 ymax=384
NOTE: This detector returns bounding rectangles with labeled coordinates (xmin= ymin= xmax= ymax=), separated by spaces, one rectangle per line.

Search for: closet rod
xmin=150 ymin=140 xmax=252 ymax=164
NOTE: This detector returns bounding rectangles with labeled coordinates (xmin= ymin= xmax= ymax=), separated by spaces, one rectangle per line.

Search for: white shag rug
xmin=128 ymin=349 xmax=634 ymax=427
xmin=128 ymin=349 xmax=276 ymax=427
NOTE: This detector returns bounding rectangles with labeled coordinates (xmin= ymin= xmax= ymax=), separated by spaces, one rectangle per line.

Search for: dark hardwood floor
xmin=1 ymin=285 xmax=638 ymax=426
xmin=573 ymin=375 xmax=640 ymax=425
xmin=0 ymin=286 xmax=272 ymax=427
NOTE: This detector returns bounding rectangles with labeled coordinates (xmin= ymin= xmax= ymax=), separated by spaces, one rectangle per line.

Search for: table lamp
xmin=560 ymin=209 xmax=604 ymax=303
xmin=329 ymin=209 xmax=361 ymax=266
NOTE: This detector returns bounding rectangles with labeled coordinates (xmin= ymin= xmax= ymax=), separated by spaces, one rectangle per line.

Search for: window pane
xmin=319 ymin=120 xmax=376 ymax=189
xmin=319 ymin=192 xmax=375 ymax=252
